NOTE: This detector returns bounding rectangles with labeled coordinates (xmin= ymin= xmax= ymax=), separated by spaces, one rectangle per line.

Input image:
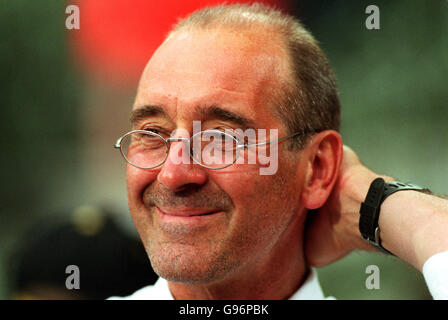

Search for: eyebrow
xmin=130 ymin=104 xmax=256 ymax=130
xmin=196 ymin=105 xmax=256 ymax=130
xmin=130 ymin=105 xmax=167 ymax=126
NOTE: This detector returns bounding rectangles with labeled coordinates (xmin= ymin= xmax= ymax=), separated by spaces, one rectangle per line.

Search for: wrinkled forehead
xmin=135 ymin=28 xmax=287 ymax=106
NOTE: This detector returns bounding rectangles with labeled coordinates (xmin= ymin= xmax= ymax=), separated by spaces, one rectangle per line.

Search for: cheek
xmin=211 ymin=169 xmax=284 ymax=218
xmin=215 ymin=161 xmax=302 ymax=225
xmin=210 ymin=169 xmax=257 ymax=202
xmin=126 ymin=165 xmax=158 ymax=206
xmin=210 ymin=168 xmax=299 ymax=259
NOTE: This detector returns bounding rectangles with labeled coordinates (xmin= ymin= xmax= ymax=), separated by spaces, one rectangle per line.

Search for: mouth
xmin=155 ymin=207 xmax=224 ymax=226
xmin=156 ymin=206 xmax=221 ymax=217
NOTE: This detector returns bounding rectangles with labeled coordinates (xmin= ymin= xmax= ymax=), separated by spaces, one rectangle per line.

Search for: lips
xmin=156 ymin=206 xmax=221 ymax=217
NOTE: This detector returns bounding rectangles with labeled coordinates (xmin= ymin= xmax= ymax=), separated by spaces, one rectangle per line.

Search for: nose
xmin=157 ymin=138 xmax=208 ymax=191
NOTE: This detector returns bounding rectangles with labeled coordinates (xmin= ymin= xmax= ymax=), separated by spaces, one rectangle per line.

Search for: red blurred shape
xmin=68 ymin=0 xmax=289 ymax=89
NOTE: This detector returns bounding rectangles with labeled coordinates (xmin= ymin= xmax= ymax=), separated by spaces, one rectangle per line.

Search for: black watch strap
xmin=359 ymin=177 xmax=429 ymax=255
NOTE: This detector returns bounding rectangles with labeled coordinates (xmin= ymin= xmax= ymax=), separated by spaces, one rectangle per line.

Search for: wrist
xmin=379 ymin=191 xmax=425 ymax=268
xmin=358 ymin=175 xmax=396 ymax=252
xmin=346 ymin=171 xmax=393 ymax=252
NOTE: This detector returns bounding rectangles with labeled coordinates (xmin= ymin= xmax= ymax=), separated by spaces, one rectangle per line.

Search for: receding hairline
xmin=165 ymin=3 xmax=317 ymax=61
xmin=170 ymin=7 xmax=296 ymax=60
xmin=163 ymin=4 xmax=315 ymax=98
xmin=146 ymin=3 xmax=341 ymax=141
xmin=161 ymin=18 xmax=298 ymax=124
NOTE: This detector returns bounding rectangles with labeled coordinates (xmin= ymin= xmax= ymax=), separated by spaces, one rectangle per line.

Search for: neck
xmin=167 ymin=212 xmax=308 ymax=300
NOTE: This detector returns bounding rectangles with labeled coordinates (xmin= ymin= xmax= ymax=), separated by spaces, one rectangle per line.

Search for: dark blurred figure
xmin=8 ymin=206 xmax=158 ymax=300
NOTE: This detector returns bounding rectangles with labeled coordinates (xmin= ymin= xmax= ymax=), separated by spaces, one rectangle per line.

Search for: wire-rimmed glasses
xmin=114 ymin=129 xmax=308 ymax=170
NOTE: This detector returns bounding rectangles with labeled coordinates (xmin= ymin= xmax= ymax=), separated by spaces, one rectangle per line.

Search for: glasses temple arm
xmin=240 ymin=132 xmax=303 ymax=148
xmin=114 ymin=137 xmax=123 ymax=149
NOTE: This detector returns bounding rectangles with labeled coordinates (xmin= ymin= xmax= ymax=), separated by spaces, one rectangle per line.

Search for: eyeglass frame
xmin=114 ymin=129 xmax=315 ymax=170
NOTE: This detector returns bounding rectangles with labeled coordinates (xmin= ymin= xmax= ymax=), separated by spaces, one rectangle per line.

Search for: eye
xmin=144 ymin=127 xmax=161 ymax=135
xmin=208 ymin=127 xmax=225 ymax=134
xmin=215 ymin=128 xmax=244 ymax=143
xmin=142 ymin=126 xmax=169 ymax=137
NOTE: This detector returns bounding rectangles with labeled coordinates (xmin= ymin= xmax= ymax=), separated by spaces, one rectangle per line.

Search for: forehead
xmin=134 ymin=28 xmax=288 ymax=128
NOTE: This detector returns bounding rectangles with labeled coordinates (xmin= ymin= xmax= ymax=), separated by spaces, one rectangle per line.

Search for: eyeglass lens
xmin=120 ymin=131 xmax=239 ymax=169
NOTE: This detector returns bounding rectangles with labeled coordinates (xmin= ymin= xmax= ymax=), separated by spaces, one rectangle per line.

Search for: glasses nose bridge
xmin=166 ymin=137 xmax=190 ymax=146
xmin=165 ymin=137 xmax=192 ymax=158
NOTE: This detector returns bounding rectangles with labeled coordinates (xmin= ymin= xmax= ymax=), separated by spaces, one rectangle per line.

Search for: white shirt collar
xmin=109 ymin=268 xmax=331 ymax=300
xmin=288 ymin=268 xmax=330 ymax=300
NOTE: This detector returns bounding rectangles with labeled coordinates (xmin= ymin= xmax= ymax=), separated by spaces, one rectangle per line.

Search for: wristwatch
xmin=359 ymin=177 xmax=430 ymax=255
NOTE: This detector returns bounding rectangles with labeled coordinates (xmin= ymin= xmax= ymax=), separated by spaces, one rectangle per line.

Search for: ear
xmin=300 ymin=130 xmax=343 ymax=209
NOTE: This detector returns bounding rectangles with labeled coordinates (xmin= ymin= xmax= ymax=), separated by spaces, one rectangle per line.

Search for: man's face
xmin=127 ymin=28 xmax=309 ymax=284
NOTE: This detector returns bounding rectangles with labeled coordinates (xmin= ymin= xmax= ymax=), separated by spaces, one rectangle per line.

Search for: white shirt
xmin=108 ymin=268 xmax=333 ymax=300
xmin=423 ymin=250 xmax=448 ymax=299
xmin=109 ymin=250 xmax=448 ymax=300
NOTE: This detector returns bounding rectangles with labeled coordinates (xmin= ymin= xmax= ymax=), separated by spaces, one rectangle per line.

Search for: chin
xmin=147 ymin=243 xmax=237 ymax=285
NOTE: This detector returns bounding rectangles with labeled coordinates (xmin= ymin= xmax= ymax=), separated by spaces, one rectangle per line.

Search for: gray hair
xmin=168 ymin=3 xmax=341 ymax=149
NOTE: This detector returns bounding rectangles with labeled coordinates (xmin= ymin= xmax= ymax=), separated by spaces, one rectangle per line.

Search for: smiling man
xmin=111 ymin=3 xmax=448 ymax=300
xmin=115 ymin=3 xmax=342 ymax=300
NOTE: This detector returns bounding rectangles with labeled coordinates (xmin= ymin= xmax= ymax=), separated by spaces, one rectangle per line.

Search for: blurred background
xmin=0 ymin=0 xmax=446 ymax=299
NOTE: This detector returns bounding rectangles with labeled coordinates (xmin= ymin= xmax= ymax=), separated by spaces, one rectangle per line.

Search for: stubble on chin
xmin=133 ymin=182 xmax=240 ymax=283
xmin=146 ymin=235 xmax=242 ymax=285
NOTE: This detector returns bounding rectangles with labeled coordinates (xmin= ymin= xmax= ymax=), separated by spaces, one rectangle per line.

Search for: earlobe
xmin=300 ymin=131 xmax=343 ymax=210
